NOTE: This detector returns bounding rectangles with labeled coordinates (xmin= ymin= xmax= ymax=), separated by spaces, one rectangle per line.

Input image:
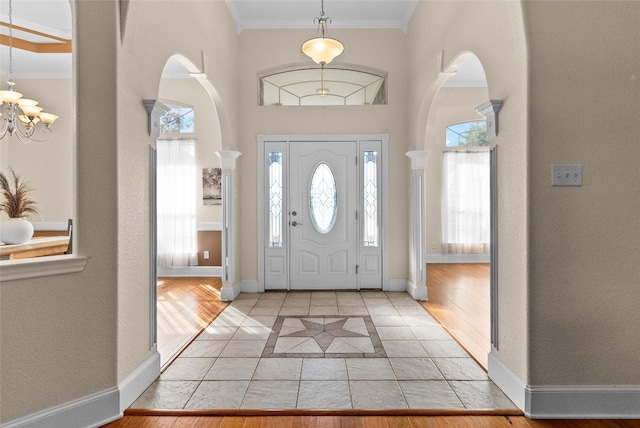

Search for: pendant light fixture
xmin=0 ymin=0 xmax=59 ymax=143
xmin=301 ymin=0 xmax=344 ymax=67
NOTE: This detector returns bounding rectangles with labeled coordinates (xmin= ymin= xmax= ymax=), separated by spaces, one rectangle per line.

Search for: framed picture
xmin=202 ymin=167 xmax=222 ymax=205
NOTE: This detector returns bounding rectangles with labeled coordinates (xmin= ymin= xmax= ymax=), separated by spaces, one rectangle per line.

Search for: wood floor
xmin=102 ymin=415 xmax=640 ymax=427
xmin=157 ymin=277 xmax=228 ymax=370
xmin=420 ymin=263 xmax=490 ymax=370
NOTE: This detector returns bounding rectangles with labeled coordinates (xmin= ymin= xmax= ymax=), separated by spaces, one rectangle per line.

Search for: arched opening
xmin=153 ymin=54 xmax=226 ymax=370
xmin=421 ymin=53 xmax=493 ymax=369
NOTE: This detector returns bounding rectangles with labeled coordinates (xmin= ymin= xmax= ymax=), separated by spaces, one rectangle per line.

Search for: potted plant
xmin=0 ymin=168 xmax=38 ymax=244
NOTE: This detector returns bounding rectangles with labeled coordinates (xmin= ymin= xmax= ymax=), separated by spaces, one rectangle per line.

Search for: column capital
xmin=216 ymin=151 xmax=241 ymax=170
xmin=405 ymin=150 xmax=430 ymax=170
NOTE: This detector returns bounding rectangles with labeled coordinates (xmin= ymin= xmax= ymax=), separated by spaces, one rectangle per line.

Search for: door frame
xmin=257 ymin=134 xmax=389 ymax=293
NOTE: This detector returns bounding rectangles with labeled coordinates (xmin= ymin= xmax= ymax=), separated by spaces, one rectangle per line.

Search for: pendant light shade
xmin=301 ymin=36 xmax=344 ymax=66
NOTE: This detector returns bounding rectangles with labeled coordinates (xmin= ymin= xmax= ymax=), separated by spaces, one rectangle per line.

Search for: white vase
xmin=0 ymin=218 xmax=35 ymax=245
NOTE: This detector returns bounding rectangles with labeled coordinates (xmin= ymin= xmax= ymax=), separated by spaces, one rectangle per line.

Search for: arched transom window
xmin=260 ymin=67 xmax=387 ymax=106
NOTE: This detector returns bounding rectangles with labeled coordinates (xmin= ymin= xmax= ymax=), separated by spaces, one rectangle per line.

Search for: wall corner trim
xmin=406 ymin=279 xmax=427 ymax=301
xmin=119 ymin=352 xmax=160 ymax=412
xmin=220 ymin=280 xmax=243 ymax=301
xmin=488 ymin=352 xmax=526 ymax=411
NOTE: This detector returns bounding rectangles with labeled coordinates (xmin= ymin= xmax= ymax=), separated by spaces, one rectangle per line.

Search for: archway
xmin=152 ymin=54 xmax=226 ymax=369
xmin=420 ymin=52 xmax=493 ymax=369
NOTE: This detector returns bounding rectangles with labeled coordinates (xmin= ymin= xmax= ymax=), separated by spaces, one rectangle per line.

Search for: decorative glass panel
xmin=260 ymin=67 xmax=387 ymax=106
xmin=268 ymin=152 xmax=283 ymax=247
xmin=309 ymin=163 xmax=337 ymax=234
xmin=363 ymin=151 xmax=379 ymax=247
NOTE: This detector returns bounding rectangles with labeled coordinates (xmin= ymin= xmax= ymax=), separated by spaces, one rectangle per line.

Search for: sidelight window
xmin=268 ymin=152 xmax=283 ymax=247
xmin=363 ymin=151 xmax=379 ymax=247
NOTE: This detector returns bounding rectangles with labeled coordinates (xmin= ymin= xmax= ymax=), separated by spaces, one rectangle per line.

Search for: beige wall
xmin=423 ymin=86 xmax=489 ymax=254
xmin=407 ymin=0 xmax=529 ymax=380
xmin=524 ymin=1 xmax=640 ymax=385
xmin=0 ymin=78 xmax=73 ymax=222
xmin=237 ymin=28 xmax=410 ymax=282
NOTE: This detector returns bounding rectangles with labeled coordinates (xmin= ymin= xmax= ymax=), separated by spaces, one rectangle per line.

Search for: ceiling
xmin=0 ymin=0 xmax=485 ymax=86
xmin=226 ymin=0 xmax=418 ymax=32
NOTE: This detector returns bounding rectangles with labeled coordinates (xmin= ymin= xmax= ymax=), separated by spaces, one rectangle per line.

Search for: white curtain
xmin=441 ymin=151 xmax=490 ymax=254
xmin=156 ymin=139 xmax=198 ymax=267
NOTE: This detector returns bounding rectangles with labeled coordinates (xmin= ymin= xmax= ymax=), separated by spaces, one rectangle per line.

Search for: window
xmin=260 ymin=67 xmax=387 ymax=106
xmin=160 ymin=106 xmax=195 ymax=134
xmin=156 ymin=139 xmax=198 ymax=266
xmin=441 ymin=151 xmax=490 ymax=254
xmin=363 ymin=151 xmax=378 ymax=247
xmin=268 ymin=152 xmax=283 ymax=247
xmin=309 ymin=163 xmax=337 ymax=234
xmin=446 ymin=121 xmax=489 ymax=147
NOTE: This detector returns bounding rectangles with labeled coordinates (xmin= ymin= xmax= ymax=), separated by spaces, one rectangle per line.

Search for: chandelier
xmin=0 ymin=0 xmax=59 ymax=144
xmin=301 ymin=0 xmax=344 ymax=67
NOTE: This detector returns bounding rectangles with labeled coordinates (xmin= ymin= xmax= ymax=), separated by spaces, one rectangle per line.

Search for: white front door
xmin=260 ymin=135 xmax=387 ymax=292
xmin=289 ymin=141 xmax=358 ymax=290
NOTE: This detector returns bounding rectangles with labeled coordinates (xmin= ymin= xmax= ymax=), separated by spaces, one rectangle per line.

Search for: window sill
xmin=0 ymin=255 xmax=90 ymax=282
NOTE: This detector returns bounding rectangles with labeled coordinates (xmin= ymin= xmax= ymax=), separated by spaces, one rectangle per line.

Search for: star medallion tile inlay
xmin=263 ymin=316 xmax=385 ymax=358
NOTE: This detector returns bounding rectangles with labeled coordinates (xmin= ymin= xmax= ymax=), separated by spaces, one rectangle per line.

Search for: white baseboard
xmin=157 ymin=266 xmax=222 ymax=277
xmin=0 ymin=387 xmax=120 ymax=428
xmin=1 ymin=354 xmax=160 ymax=428
xmin=197 ymin=222 xmax=223 ymax=231
xmin=426 ymin=254 xmax=490 ymax=263
xmin=406 ymin=280 xmax=427 ymax=301
xmin=488 ymin=353 xmax=640 ymax=418
xmin=240 ymin=280 xmax=259 ymax=293
xmin=526 ymin=385 xmax=640 ymax=419
xmin=388 ymin=278 xmax=407 ymax=292
xmin=488 ymin=352 xmax=526 ymax=411
xmin=220 ymin=280 xmax=243 ymax=301
xmin=118 ymin=352 xmax=160 ymax=412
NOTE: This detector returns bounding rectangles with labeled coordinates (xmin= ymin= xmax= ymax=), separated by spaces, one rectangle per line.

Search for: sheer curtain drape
xmin=441 ymin=151 xmax=490 ymax=254
xmin=157 ymin=138 xmax=198 ymax=267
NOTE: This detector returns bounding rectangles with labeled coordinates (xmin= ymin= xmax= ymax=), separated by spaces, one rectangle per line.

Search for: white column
xmin=405 ymin=150 xmax=429 ymax=301
xmin=216 ymin=150 xmax=241 ymax=301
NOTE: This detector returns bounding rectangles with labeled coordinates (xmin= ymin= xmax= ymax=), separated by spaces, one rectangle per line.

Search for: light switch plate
xmin=552 ymin=164 xmax=582 ymax=186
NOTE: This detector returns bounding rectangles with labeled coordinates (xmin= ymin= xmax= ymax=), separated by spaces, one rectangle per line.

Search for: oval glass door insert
xmin=309 ymin=162 xmax=337 ymax=233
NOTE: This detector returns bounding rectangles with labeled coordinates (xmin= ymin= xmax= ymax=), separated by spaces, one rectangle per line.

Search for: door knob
xmin=291 ymin=221 xmax=301 ymax=226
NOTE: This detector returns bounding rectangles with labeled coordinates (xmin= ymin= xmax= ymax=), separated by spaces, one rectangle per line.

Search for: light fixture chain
xmin=8 ymin=0 xmax=13 ymax=81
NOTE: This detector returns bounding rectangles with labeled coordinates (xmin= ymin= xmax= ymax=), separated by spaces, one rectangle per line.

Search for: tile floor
xmin=131 ymin=291 xmax=516 ymax=411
